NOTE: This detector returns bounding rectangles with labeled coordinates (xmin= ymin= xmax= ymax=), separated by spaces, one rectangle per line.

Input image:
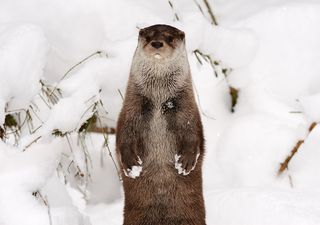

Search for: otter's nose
xmin=151 ymin=41 xmax=163 ymax=49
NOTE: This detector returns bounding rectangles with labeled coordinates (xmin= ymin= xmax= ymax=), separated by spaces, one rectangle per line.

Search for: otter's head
xmin=137 ymin=24 xmax=186 ymax=61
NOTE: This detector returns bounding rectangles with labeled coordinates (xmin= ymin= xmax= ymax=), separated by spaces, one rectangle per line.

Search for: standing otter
xmin=116 ymin=24 xmax=205 ymax=225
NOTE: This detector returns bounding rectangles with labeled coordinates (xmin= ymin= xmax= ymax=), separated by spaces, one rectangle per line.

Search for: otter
xmin=116 ymin=24 xmax=206 ymax=225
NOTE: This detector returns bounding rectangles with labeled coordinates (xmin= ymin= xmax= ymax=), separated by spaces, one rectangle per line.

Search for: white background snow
xmin=1 ymin=0 xmax=320 ymax=224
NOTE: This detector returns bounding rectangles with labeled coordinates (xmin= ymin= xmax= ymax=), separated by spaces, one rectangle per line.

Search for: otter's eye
xmin=167 ymin=36 xmax=174 ymax=43
xmin=145 ymin=36 xmax=151 ymax=42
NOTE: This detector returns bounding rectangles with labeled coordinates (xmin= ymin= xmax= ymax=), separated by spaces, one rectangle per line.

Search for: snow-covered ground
xmin=1 ymin=0 xmax=320 ymax=224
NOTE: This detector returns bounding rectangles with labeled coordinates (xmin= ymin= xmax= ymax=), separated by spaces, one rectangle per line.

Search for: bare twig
xmin=279 ymin=140 xmax=304 ymax=175
xmin=278 ymin=122 xmax=317 ymax=175
xmin=89 ymin=126 xmax=116 ymax=134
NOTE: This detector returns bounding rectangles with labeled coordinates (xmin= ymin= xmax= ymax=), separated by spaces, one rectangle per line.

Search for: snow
xmin=300 ymin=93 xmax=320 ymax=122
xmin=124 ymin=166 xmax=143 ymax=179
xmin=0 ymin=24 xmax=47 ymax=123
xmin=123 ymin=157 xmax=143 ymax=179
xmin=214 ymin=113 xmax=301 ymax=188
xmin=174 ymin=153 xmax=200 ymax=176
xmin=206 ymin=188 xmax=320 ymax=225
xmin=228 ymin=3 xmax=320 ymax=102
xmin=290 ymin=125 xmax=320 ymax=188
xmin=174 ymin=154 xmax=186 ymax=175
xmin=1 ymin=0 xmax=320 ymax=224
xmin=0 ymin=139 xmax=64 ymax=225
xmin=200 ymin=24 xmax=258 ymax=68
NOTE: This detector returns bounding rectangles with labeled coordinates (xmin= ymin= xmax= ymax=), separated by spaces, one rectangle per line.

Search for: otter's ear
xmin=179 ymin=31 xmax=185 ymax=40
xmin=139 ymin=28 xmax=145 ymax=37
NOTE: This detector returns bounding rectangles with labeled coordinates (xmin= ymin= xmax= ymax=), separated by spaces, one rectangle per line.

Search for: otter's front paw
xmin=122 ymin=155 xmax=143 ymax=179
xmin=174 ymin=153 xmax=200 ymax=176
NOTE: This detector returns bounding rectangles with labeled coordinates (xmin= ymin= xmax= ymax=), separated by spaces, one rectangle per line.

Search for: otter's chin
xmin=153 ymin=53 xmax=163 ymax=59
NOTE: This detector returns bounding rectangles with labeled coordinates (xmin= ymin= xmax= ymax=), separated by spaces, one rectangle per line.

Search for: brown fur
xmin=116 ymin=24 xmax=206 ymax=225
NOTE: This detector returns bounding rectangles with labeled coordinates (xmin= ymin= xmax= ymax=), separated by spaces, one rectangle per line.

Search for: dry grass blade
xmin=22 ymin=136 xmax=42 ymax=151
xmin=96 ymin=109 xmax=122 ymax=181
xmin=32 ymin=191 xmax=52 ymax=225
xmin=117 ymin=89 xmax=124 ymax=101
xmin=193 ymin=49 xmax=237 ymax=113
xmin=49 ymin=50 xmax=103 ymax=97
xmin=168 ymin=0 xmax=180 ymax=21
xmin=193 ymin=0 xmax=205 ymax=15
xmin=40 ymin=80 xmax=62 ymax=107
xmin=229 ymin=87 xmax=239 ymax=113
xmin=202 ymin=0 xmax=218 ymax=25
xmin=193 ymin=49 xmax=219 ymax=77
xmin=0 ymin=126 xmax=4 ymax=140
